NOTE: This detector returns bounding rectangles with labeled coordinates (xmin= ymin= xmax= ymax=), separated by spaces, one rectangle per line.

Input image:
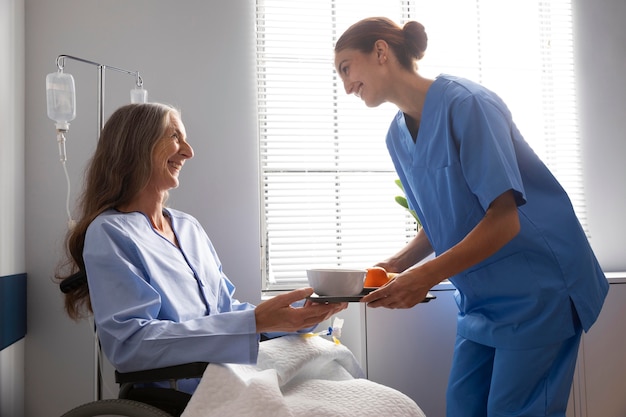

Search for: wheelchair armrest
xmin=115 ymin=362 xmax=209 ymax=385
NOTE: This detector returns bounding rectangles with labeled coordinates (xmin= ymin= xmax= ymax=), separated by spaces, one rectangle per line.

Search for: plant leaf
xmin=395 ymin=195 xmax=409 ymax=209
xmin=394 ymin=179 xmax=422 ymax=229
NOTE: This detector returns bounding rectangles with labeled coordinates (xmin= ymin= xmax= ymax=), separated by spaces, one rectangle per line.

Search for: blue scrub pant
xmin=446 ymin=323 xmax=582 ymax=417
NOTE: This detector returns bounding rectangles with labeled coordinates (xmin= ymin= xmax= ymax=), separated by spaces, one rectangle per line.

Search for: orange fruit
xmin=364 ymin=266 xmax=391 ymax=287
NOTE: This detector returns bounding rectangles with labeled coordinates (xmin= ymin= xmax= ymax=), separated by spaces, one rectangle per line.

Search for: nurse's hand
xmin=361 ymin=269 xmax=433 ymax=309
xmin=255 ymin=287 xmax=347 ymax=333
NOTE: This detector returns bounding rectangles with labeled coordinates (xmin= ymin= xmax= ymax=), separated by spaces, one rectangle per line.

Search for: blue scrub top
xmin=386 ymin=75 xmax=608 ymax=349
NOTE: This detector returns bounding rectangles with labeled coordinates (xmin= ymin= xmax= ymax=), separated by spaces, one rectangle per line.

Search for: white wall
xmin=573 ymin=0 xmax=626 ymax=271
xmin=22 ymin=0 xmax=626 ymax=416
xmin=24 ymin=1 xmax=260 ymax=415
xmin=0 ymin=0 xmax=25 ymax=416
xmin=1 ymin=0 xmax=25 ymax=284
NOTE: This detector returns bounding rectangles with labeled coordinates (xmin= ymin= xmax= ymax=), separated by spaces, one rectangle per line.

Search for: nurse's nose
xmin=343 ymin=80 xmax=354 ymax=95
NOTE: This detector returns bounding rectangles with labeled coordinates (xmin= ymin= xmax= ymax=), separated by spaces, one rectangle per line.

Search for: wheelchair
xmin=61 ymin=361 xmax=209 ymax=417
xmin=60 ymin=271 xmax=209 ymax=417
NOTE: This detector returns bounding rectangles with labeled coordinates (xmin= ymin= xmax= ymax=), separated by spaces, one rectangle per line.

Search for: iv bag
xmin=46 ymin=72 xmax=76 ymax=126
xmin=130 ymin=87 xmax=148 ymax=104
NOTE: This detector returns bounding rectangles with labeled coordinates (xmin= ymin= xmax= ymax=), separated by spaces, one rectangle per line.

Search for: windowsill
xmin=605 ymin=272 xmax=626 ymax=284
xmin=432 ymin=272 xmax=626 ymax=289
xmin=262 ymin=272 xmax=626 ymax=300
xmin=261 ymin=289 xmax=295 ymax=301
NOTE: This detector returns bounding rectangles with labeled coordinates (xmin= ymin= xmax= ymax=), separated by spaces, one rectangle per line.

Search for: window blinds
xmin=256 ymin=0 xmax=584 ymax=290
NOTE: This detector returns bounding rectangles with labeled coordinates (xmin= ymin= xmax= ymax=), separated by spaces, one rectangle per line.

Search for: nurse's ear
xmin=374 ymin=40 xmax=389 ymax=64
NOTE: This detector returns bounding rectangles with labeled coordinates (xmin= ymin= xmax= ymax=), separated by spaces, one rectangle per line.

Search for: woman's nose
xmin=180 ymin=141 xmax=194 ymax=159
xmin=343 ymin=80 xmax=352 ymax=95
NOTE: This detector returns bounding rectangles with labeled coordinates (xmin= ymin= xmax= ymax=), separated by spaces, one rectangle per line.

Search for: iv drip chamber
xmin=46 ymin=71 xmax=76 ymax=130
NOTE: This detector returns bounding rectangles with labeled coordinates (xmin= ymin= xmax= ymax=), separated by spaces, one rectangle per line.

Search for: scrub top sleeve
xmin=452 ymin=95 xmax=526 ymax=210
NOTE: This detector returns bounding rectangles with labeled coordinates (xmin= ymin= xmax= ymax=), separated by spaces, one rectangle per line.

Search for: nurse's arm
xmin=415 ymin=189 xmax=520 ymax=283
xmin=377 ymin=229 xmax=433 ymax=273
xmin=363 ymin=190 xmax=520 ymax=308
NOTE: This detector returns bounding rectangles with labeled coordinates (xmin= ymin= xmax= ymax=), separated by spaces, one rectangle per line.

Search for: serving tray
xmin=307 ymin=288 xmax=436 ymax=303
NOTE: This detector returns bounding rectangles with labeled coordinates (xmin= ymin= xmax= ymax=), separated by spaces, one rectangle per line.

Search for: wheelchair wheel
xmin=61 ymin=398 xmax=174 ymax=417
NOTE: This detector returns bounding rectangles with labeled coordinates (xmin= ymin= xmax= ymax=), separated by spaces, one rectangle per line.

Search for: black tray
xmin=307 ymin=288 xmax=436 ymax=303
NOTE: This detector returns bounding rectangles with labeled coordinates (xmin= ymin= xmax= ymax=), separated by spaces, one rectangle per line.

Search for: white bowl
xmin=306 ymin=268 xmax=366 ymax=296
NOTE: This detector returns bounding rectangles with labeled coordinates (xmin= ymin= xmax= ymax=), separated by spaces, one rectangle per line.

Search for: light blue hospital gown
xmin=83 ymin=208 xmax=260 ymax=391
xmin=386 ymin=74 xmax=608 ymax=349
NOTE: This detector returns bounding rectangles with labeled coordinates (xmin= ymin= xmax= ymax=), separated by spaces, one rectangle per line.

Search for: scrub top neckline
xmin=396 ymin=74 xmax=445 ymax=160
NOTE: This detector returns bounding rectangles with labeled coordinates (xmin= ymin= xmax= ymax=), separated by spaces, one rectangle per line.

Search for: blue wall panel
xmin=0 ymin=273 xmax=27 ymax=351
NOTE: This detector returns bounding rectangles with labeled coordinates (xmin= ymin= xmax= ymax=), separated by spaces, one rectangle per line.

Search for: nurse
xmin=335 ymin=17 xmax=609 ymax=416
xmin=56 ymin=103 xmax=347 ymax=393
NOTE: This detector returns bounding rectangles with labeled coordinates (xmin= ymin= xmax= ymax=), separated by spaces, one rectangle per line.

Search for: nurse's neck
xmin=393 ymin=74 xmax=433 ymax=142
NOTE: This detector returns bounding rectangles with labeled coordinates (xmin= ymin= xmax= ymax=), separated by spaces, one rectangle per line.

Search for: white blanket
xmin=182 ymin=335 xmax=426 ymax=417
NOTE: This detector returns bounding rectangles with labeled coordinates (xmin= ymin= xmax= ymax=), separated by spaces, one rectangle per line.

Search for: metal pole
xmin=97 ymin=64 xmax=105 ymax=141
xmin=94 ymin=64 xmax=105 ymax=401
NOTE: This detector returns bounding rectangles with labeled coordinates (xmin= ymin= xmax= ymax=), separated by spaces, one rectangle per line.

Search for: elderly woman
xmin=57 ymin=102 xmax=346 ymax=394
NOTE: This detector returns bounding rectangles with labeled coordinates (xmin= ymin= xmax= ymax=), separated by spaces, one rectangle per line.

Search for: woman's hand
xmin=361 ymin=268 xmax=434 ymax=309
xmin=255 ymin=287 xmax=348 ymax=333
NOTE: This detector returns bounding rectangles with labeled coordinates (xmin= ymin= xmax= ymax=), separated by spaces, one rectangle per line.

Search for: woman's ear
xmin=374 ymin=40 xmax=389 ymax=64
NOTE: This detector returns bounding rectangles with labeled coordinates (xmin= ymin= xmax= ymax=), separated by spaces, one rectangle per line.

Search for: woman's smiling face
xmin=148 ymin=112 xmax=194 ymax=193
xmin=335 ymin=45 xmax=387 ymax=108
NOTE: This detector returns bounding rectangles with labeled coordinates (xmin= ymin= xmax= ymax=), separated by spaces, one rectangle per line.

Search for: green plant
xmin=394 ymin=179 xmax=422 ymax=229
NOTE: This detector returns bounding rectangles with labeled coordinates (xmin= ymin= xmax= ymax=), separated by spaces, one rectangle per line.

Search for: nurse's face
xmin=149 ymin=113 xmax=194 ymax=192
xmin=335 ymin=46 xmax=387 ymax=107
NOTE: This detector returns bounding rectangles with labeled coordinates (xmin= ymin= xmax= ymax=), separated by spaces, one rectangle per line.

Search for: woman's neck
xmin=116 ymin=192 xmax=168 ymax=232
xmin=391 ymin=72 xmax=434 ymax=123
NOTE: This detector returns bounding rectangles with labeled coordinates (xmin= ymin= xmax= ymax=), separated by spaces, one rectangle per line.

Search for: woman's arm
xmin=376 ymin=228 xmax=434 ymax=273
xmin=362 ymin=190 xmax=520 ymax=308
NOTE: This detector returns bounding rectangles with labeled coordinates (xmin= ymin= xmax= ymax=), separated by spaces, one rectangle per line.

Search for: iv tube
xmin=60 ymin=146 xmax=75 ymax=230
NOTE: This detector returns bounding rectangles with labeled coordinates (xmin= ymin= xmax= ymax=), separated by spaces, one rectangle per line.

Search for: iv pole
xmin=53 ymin=55 xmax=145 ymax=402
xmin=55 ymin=54 xmax=145 ymax=139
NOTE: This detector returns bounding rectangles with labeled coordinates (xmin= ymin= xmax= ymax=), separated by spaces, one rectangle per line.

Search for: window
xmin=256 ymin=0 xmax=584 ymax=290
